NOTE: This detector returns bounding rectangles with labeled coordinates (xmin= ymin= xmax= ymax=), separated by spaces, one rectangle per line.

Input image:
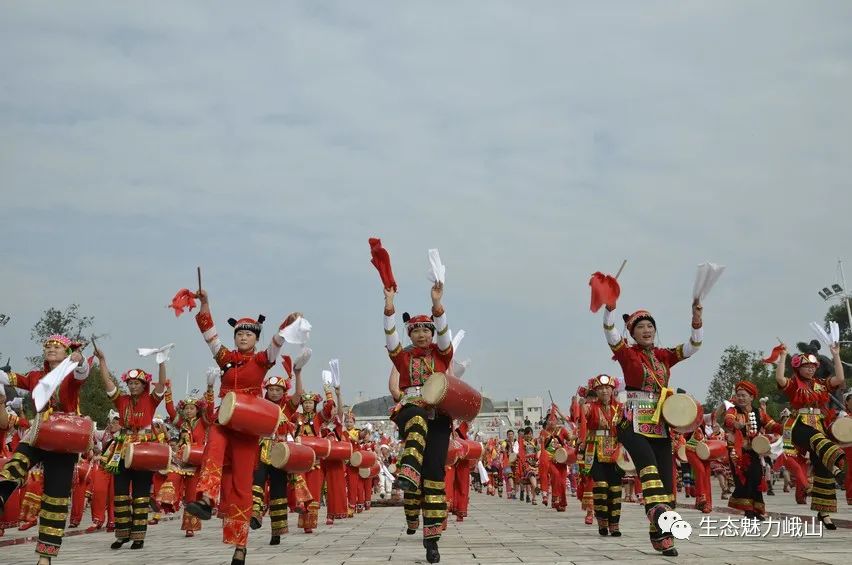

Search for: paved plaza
xmin=2 ymin=484 xmax=850 ymax=565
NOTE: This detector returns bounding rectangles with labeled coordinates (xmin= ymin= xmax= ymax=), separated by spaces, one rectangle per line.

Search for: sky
xmin=2 ymin=2 xmax=851 ymax=409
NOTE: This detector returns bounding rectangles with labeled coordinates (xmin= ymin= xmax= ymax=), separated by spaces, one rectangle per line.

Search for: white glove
xmin=322 ymin=370 xmax=333 ymax=387
xmin=0 ymin=370 xmax=9 ymax=386
xmin=206 ymin=367 xmax=222 ymax=386
xmin=293 ymin=346 xmax=312 ymax=370
xmin=280 ymin=317 xmax=312 ymax=344
xmin=329 ymin=359 xmax=341 ymax=387
xmin=759 ymin=397 xmax=768 ymax=404
xmin=8 ymin=397 xmax=23 ymax=411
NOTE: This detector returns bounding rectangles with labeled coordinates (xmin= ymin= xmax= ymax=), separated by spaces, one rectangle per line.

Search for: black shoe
xmin=767 ymin=490 xmax=775 ymax=496
xmin=424 ymin=539 xmax=440 ymax=563
xmin=185 ymin=501 xmax=213 ymax=521
xmin=110 ymin=539 xmax=129 ymax=550
xmin=598 ymin=527 xmax=608 ymax=536
xmin=231 ymin=547 xmax=247 ymax=565
xmin=130 ymin=541 xmax=144 ymax=550
xmin=662 ymin=548 xmax=678 ymax=556
xmin=406 ymin=528 xmax=417 ymax=535
xmin=610 ymin=530 xmax=622 ymax=537
xmin=818 ymin=513 xmax=837 ymax=531
xmin=270 ymin=535 xmax=280 ymax=545
xmin=250 ymin=516 xmax=262 ymax=530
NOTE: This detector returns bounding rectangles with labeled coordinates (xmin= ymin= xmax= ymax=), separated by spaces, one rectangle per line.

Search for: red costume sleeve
xmin=165 ymin=390 xmax=177 ymax=421
xmin=204 ymin=389 xmax=215 ymax=423
xmin=10 ymin=371 xmax=35 ymax=392
xmin=723 ymin=408 xmax=737 ymax=432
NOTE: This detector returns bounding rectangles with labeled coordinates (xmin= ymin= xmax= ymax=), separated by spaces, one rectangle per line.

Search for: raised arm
xmin=431 ymin=282 xmax=453 ymax=362
xmin=829 ymin=343 xmax=845 ymax=388
xmin=679 ymin=301 xmax=704 ymax=359
xmin=70 ymin=349 xmax=90 ymax=381
xmin=194 ymin=289 xmax=228 ymax=365
xmin=602 ymin=307 xmax=625 ymax=351
xmin=203 ymin=384 xmax=215 ymax=424
xmin=153 ymin=360 xmax=167 ymax=398
xmin=774 ymin=346 xmax=789 ymax=389
xmin=293 ymin=366 xmax=304 ymax=402
xmin=336 ymin=386 xmax=344 ymax=419
xmin=383 ymin=287 xmax=402 ymax=357
xmin=388 ymin=366 xmax=401 ymax=402
xmin=265 ymin=312 xmax=301 ymax=366
xmin=94 ymin=346 xmax=119 ymax=401
xmin=164 ymin=381 xmax=177 ymax=421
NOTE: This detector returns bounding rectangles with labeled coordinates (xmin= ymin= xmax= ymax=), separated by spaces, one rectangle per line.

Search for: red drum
xmin=181 ymin=444 xmax=204 ymax=466
xmin=298 ymin=436 xmax=332 ymax=460
xmin=218 ymin=392 xmax=281 ymax=435
xmin=327 ymin=440 xmax=353 ymax=462
xmin=350 ymin=450 xmax=377 ymax=469
xmin=30 ymin=413 xmax=94 ymax=454
xmin=553 ymin=446 xmax=577 ymax=465
xmin=696 ymin=439 xmax=728 ymax=461
xmin=421 ymin=372 xmax=482 ymax=422
xmin=662 ymin=393 xmax=703 ymax=434
xmin=359 ymin=462 xmax=381 ymax=479
xmin=446 ymin=439 xmax=468 ymax=465
xmin=125 ymin=442 xmax=171 ymax=471
xmin=269 ymin=442 xmax=316 ymax=473
xmin=461 ymin=439 xmax=483 ymax=461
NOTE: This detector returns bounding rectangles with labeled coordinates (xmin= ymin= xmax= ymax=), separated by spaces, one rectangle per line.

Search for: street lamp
xmin=818 ymin=260 xmax=852 ymax=343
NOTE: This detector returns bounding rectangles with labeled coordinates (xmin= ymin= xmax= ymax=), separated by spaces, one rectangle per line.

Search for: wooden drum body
xmin=181 ymin=444 xmax=204 ymax=466
xmin=327 ymin=440 xmax=353 ymax=462
xmin=696 ymin=439 xmax=728 ymax=461
xmin=298 ymin=436 xmax=332 ymax=460
xmin=125 ymin=442 xmax=171 ymax=471
xmin=421 ymin=372 xmax=482 ymax=421
xmin=269 ymin=441 xmax=316 ymax=473
xmin=31 ymin=413 xmax=94 ymax=454
xmin=460 ymin=440 xmax=483 ymax=461
xmin=218 ymin=392 xmax=281 ymax=435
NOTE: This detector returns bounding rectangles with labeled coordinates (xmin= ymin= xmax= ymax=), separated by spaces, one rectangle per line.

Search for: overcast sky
xmin=2 ymin=2 xmax=851 ymax=410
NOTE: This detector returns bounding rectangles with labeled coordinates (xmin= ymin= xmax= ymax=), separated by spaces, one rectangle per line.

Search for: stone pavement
xmin=1 ymin=484 xmax=850 ymax=565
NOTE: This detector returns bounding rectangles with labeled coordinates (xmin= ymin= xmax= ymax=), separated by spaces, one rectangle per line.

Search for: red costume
xmin=190 ymin=310 xmax=286 ymax=548
xmin=295 ymin=391 xmax=335 ymax=532
xmin=451 ymin=423 xmax=472 ymax=520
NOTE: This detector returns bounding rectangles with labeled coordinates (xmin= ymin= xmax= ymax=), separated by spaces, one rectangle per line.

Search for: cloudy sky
xmin=2 ymin=2 xmax=851 ymax=409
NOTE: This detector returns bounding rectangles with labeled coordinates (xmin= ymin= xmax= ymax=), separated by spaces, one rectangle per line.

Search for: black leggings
xmin=590 ymin=458 xmax=623 ymax=528
xmin=617 ymin=421 xmax=674 ymax=540
xmin=394 ymin=405 xmax=451 ymax=540
xmin=113 ymin=462 xmax=153 ymax=542
xmin=0 ymin=442 xmax=76 ymax=557
xmin=252 ymin=463 xmax=289 ymax=534
xmin=791 ymin=421 xmax=846 ymax=513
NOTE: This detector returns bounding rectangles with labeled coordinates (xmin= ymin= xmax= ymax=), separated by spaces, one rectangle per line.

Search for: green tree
xmin=27 ymin=304 xmax=94 ymax=367
xmin=81 ymin=365 xmax=119 ymax=426
xmin=705 ymin=345 xmax=785 ymax=419
xmin=824 ymin=302 xmax=852 ymax=366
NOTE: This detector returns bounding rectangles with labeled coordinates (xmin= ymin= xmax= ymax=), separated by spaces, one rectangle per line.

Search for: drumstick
xmin=197 ymin=267 xmax=202 ymax=294
xmin=614 ymin=259 xmax=627 ymax=279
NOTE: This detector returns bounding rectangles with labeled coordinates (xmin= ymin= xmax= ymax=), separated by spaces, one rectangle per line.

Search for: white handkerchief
xmin=451 ymin=329 xmax=466 ymax=354
xmin=723 ymin=399 xmax=734 ymax=410
xmin=329 ymin=359 xmax=341 ymax=387
xmin=322 ymin=370 xmax=333 ymax=387
xmin=694 ymin=262 xmax=726 ymax=301
xmin=810 ymin=322 xmax=832 ymax=348
xmin=33 ymin=357 xmax=79 ymax=412
xmin=452 ymin=358 xmax=470 ymax=378
xmin=427 ymin=248 xmax=446 ymax=284
xmin=137 ymin=343 xmax=175 ymax=364
xmin=830 ymin=321 xmax=840 ymax=344
xmin=280 ymin=317 xmax=312 ymax=344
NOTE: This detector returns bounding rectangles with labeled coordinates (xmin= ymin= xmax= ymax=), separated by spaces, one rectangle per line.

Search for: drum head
xmin=616 ymin=449 xmax=634 ymax=472
xmin=124 ymin=444 xmax=135 ymax=468
xmin=388 ymin=464 xmax=397 ymax=474
xmin=181 ymin=444 xmax=191 ymax=463
xmin=508 ymin=452 xmax=517 ymax=463
xmin=832 ymin=417 xmax=852 ymax=444
xmin=553 ymin=447 xmax=567 ymax=464
xmin=218 ymin=392 xmax=237 ymax=426
xmin=677 ymin=444 xmax=687 ymax=462
xmin=351 ymin=451 xmax=363 ymax=467
xmin=420 ymin=372 xmax=449 ymax=405
xmin=695 ymin=441 xmax=710 ymax=461
xmin=661 ymin=394 xmax=698 ymax=428
xmin=358 ymin=467 xmax=370 ymax=479
xmin=269 ymin=442 xmax=289 ymax=469
xmin=751 ymin=435 xmax=771 ymax=455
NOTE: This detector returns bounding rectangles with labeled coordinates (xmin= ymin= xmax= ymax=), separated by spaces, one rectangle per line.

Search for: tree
xmin=27 ymin=304 xmax=94 ymax=367
xmin=824 ymin=303 xmax=852 ymax=367
xmin=23 ymin=303 xmax=116 ymax=425
xmin=705 ymin=345 xmax=785 ymax=419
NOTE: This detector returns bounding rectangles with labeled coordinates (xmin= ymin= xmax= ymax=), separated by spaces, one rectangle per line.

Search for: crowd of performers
xmin=1 ymin=254 xmax=852 ymax=565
